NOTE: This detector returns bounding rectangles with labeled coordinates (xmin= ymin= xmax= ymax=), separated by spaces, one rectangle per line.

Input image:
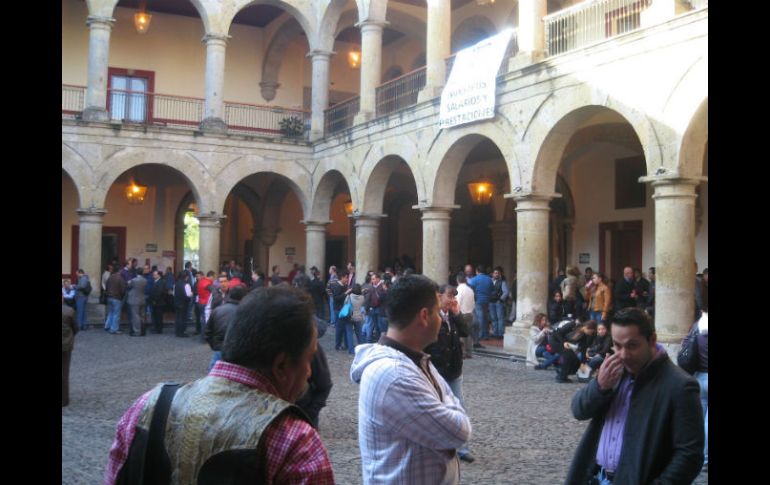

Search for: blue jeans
xmin=75 ymin=295 xmax=88 ymax=330
xmin=106 ymin=297 xmax=123 ymax=333
xmin=329 ymin=296 xmax=337 ymax=325
xmin=446 ymin=376 xmax=471 ymax=457
xmin=489 ymin=301 xmax=505 ymax=336
xmin=474 ymin=303 xmax=490 ymax=340
xmin=695 ymin=371 xmax=708 ymax=465
xmin=590 ymin=310 xmax=603 ymax=323
xmin=209 ymin=351 xmax=222 ymax=371
xmin=540 ymin=351 xmax=561 ymax=369
xmin=335 ymin=316 xmax=349 ymax=350
xmin=367 ymin=308 xmax=383 ymax=343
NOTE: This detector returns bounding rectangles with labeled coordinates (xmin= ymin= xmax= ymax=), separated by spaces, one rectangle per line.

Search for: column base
xmin=508 ymin=50 xmax=546 ymax=71
xmin=353 ymin=111 xmax=374 ymax=125
xmin=417 ymin=85 xmax=444 ymax=103
xmin=309 ymin=129 xmax=324 ymax=141
xmin=503 ymin=322 xmax=530 ymax=356
xmin=81 ymin=107 xmax=110 ymax=122
xmin=199 ymin=117 xmax=228 ymax=133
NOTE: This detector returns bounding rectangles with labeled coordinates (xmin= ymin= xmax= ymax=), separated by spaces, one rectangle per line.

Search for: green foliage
xmin=279 ymin=116 xmax=304 ymax=136
xmin=184 ymin=212 xmax=199 ymax=253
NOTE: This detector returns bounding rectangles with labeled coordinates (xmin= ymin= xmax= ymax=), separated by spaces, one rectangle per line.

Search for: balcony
xmin=544 ymin=0 xmax=707 ymax=57
xmin=62 ymin=84 xmax=310 ymax=139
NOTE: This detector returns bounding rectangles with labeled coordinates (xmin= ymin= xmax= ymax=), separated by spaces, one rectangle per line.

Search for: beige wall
xmin=695 ymin=180 xmax=708 ymax=270
xmin=62 ymin=0 xmax=308 ymax=108
xmin=568 ymin=142 xmax=655 ymax=273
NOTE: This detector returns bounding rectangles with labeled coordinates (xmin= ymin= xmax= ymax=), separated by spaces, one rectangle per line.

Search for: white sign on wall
xmin=439 ymin=28 xmax=514 ymax=129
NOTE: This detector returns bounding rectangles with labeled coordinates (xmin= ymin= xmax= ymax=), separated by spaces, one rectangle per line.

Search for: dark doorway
xmin=102 ymin=234 xmax=118 ymax=273
xmin=325 ymin=239 xmax=346 ymax=272
xmin=467 ymin=205 xmax=494 ymax=270
xmin=599 ymin=221 xmax=642 ymax=283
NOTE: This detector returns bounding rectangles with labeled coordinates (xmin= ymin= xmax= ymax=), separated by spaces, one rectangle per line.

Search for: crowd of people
xmin=61 ymin=257 xmax=707 ymax=483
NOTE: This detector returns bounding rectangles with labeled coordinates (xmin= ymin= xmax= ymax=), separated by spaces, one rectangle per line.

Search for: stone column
xmin=420 ymin=207 xmax=455 ymax=284
xmin=200 ymin=34 xmax=230 ymax=133
xmin=354 ymin=20 xmax=387 ymax=124
xmin=257 ymin=228 xmax=280 ymax=272
xmin=417 ymin=0 xmax=451 ymax=102
xmin=82 ymin=16 xmax=115 ymax=121
xmin=353 ymin=214 xmax=384 ymax=275
xmin=197 ymin=214 xmax=224 ymax=274
xmin=304 ymin=221 xmax=330 ymax=276
xmin=308 ymin=50 xmax=334 ymax=141
xmin=504 ymin=195 xmax=552 ymax=355
xmin=644 ymin=176 xmax=703 ymax=348
xmin=77 ymin=207 xmax=107 ymax=322
xmin=511 ymin=0 xmax=547 ymax=69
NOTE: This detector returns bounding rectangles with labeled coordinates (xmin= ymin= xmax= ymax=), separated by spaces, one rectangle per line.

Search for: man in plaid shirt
xmin=351 ymin=275 xmax=471 ymax=484
xmin=104 ymin=286 xmax=335 ymax=485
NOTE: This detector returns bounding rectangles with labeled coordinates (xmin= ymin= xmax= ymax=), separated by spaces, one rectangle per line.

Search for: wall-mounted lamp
xmin=344 ymin=200 xmax=354 ymax=216
xmin=134 ymin=1 xmax=152 ymax=34
xmin=348 ymin=50 xmax=361 ymax=69
xmin=467 ymin=179 xmax=496 ymax=205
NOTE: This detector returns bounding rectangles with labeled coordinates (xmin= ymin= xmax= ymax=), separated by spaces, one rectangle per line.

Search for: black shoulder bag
xmin=116 ymin=383 xmax=181 ymax=485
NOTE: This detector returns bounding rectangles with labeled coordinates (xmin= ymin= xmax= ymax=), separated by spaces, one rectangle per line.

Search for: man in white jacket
xmin=351 ymin=274 xmax=471 ymax=485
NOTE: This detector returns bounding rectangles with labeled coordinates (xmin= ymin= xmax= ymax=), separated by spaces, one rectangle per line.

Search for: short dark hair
xmin=456 ymin=273 xmax=466 ymax=284
xmin=610 ymin=307 xmax=655 ymax=339
xmin=386 ymin=274 xmax=439 ymax=330
xmin=227 ymin=284 xmax=248 ymax=301
xmin=207 ymin=271 xmax=216 ymax=277
xmin=222 ymin=286 xmax=314 ymax=371
xmin=438 ymin=284 xmax=457 ymax=297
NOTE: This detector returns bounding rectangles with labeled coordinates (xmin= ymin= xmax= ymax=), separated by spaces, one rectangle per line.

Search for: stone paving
xmin=62 ymin=325 xmax=708 ymax=484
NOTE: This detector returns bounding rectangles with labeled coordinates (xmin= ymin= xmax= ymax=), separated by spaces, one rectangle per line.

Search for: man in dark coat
xmin=565 ymin=308 xmax=704 ymax=485
xmin=424 ymin=284 xmax=474 ymax=463
xmin=204 ymin=284 xmax=247 ymax=370
xmin=296 ymin=316 xmax=333 ymax=429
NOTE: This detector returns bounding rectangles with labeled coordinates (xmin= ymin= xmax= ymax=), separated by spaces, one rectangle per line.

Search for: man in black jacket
xmin=424 ymin=284 xmax=475 ymax=464
xmin=565 ymin=308 xmax=704 ymax=485
xmin=204 ymin=284 xmax=247 ymax=370
xmin=296 ymin=316 xmax=333 ymax=429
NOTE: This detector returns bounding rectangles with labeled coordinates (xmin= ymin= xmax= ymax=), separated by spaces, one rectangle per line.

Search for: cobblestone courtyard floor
xmin=62 ymin=326 xmax=708 ymax=484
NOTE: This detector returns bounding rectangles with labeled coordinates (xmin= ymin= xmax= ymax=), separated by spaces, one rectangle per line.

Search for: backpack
xmin=83 ymin=280 xmax=92 ymax=296
xmin=677 ymin=324 xmax=700 ymax=375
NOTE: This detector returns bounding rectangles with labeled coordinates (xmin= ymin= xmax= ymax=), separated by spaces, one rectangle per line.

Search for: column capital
xmin=256 ymin=228 xmax=280 ymax=246
xmin=351 ymin=213 xmax=385 ymax=228
xmin=415 ymin=205 xmax=459 ymax=220
xmin=86 ymin=16 xmax=116 ymax=29
xmin=196 ymin=213 xmax=226 ymax=227
xmin=509 ymin=192 xmax=558 ymax=211
xmin=302 ymin=220 xmax=331 ymax=230
xmin=201 ymin=33 xmax=231 ymax=45
xmin=307 ymin=49 xmax=335 ymax=59
xmin=639 ymin=173 xmax=707 ymax=187
xmin=76 ymin=207 xmax=108 ymax=221
xmin=355 ymin=20 xmax=389 ymax=31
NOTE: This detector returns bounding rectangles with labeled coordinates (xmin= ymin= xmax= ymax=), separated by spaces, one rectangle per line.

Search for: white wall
xmin=567 ymin=142 xmax=655 ymax=273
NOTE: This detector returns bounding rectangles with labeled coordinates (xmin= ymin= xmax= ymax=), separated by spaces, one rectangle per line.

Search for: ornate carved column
xmin=418 ymin=0 xmax=451 ymax=102
xmin=354 ymin=20 xmax=387 ymax=123
xmin=420 ymin=206 xmax=456 ymax=284
xmin=200 ymin=34 xmax=230 ymax=133
xmin=504 ymin=194 xmax=553 ymax=355
xmin=197 ymin=213 xmax=225 ymax=274
xmin=353 ymin=213 xmax=384 ymax=275
xmin=82 ymin=16 xmax=115 ymax=121
xmin=308 ymin=49 xmax=334 ymax=141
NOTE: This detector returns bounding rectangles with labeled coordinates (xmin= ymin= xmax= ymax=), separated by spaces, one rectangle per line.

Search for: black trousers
xmin=174 ymin=304 xmax=188 ymax=336
xmin=152 ymin=304 xmax=164 ymax=333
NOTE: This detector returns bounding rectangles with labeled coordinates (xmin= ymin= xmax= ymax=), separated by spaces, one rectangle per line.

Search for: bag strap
xmin=145 ymin=383 xmax=181 ymax=484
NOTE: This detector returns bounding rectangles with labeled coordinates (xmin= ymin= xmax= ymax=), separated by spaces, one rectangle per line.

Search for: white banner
xmin=439 ymin=28 xmax=514 ymax=130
